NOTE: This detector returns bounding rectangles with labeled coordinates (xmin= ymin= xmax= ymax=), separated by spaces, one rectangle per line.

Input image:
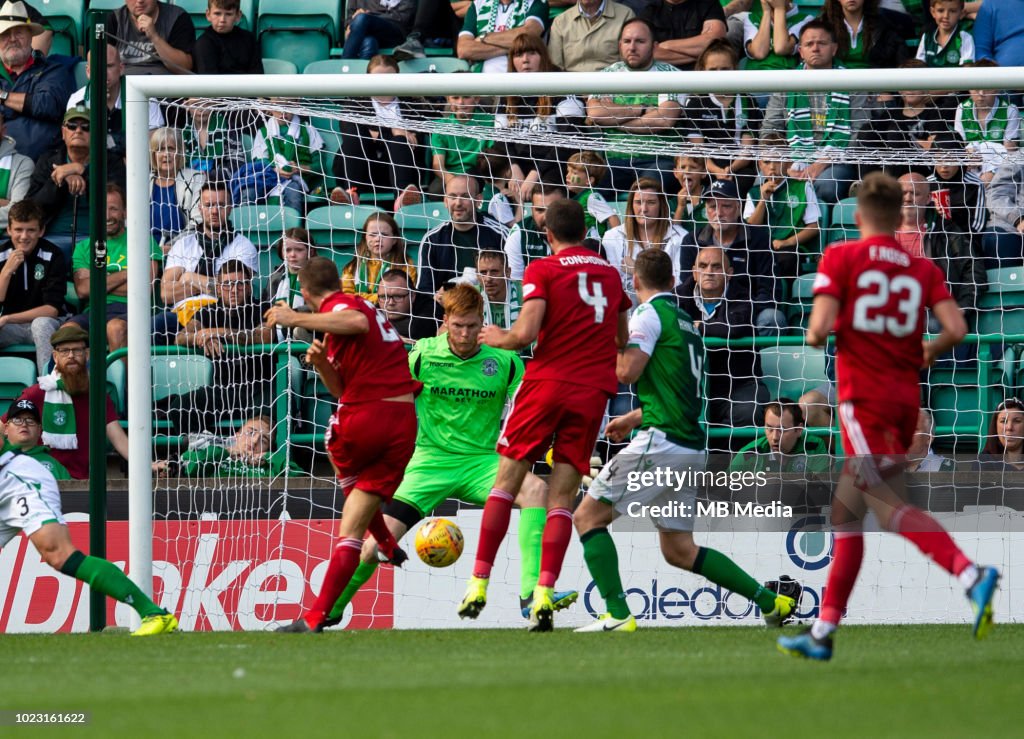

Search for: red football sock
xmin=305 ymin=537 xmax=363 ymax=628
xmin=891 ymin=505 xmax=972 ymax=575
xmin=367 ymin=510 xmax=397 ymax=560
xmin=820 ymin=531 xmax=864 ymax=626
xmin=473 ymin=489 xmax=515 ymax=579
xmin=538 ymin=508 xmax=574 ymax=588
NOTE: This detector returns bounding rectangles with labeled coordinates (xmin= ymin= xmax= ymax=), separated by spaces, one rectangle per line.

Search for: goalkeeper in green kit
xmin=324 ymin=284 xmax=577 ymax=625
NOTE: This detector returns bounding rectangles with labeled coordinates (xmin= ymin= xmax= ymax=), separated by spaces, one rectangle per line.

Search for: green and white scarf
xmin=0 ymin=154 xmax=12 ymax=200
xmin=38 ymin=371 xmax=76 ymax=450
xmin=959 ymin=96 xmax=1012 ymax=144
xmin=787 ymin=70 xmax=851 ymax=156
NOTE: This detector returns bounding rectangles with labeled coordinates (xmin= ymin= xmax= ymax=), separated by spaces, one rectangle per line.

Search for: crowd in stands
xmin=3 ymin=0 xmax=1024 ymax=478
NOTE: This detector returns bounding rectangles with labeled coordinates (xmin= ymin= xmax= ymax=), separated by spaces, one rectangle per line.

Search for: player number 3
xmin=852 ymin=270 xmax=922 ymax=338
xmin=577 ymin=273 xmax=608 ymax=324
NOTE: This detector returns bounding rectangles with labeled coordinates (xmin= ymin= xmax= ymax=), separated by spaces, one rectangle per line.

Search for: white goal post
xmin=122 ymin=66 xmax=1024 ymax=625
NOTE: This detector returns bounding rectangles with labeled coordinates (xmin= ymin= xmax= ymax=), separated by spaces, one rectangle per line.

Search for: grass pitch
xmin=0 ymin=624 xmax=1019 ymax=738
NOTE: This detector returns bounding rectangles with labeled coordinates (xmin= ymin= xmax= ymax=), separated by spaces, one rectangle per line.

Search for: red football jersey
xmin=320 ymin=292 xmax=417 ymax=404
xmin=521 ymin=246 xmax=631 ymax=394
xmin=814 ymin=235 xmax=954 ymax=407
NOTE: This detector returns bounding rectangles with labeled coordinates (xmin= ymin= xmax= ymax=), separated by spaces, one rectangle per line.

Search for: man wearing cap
xmin=1 ymin=397 xmax=69 ymax=479
xmin=106 ymin=0 xmax=195 ymax=76
xmin=0 ymin=391 xmax=178 ymax=635
xmin=680 ymin=178 xmax=787 ymax=336
xmin=0 ymin=1 xmax=75 ymax=161
xmin=12 ymin=323 xmax=129 ymax=480
xmin=63 ymin=182 xmax=161 ymax=352
xmin=26 ymin=106 xmax=127 ymax=262
xmin=0 ymin=199 xmax=64 ymax=373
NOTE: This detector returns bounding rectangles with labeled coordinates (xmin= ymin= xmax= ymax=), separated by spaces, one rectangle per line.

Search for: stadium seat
xmin=106 ymin=358 xmax=126 ymax=417
xmin=758 ymin=346 xmax=828 ymax=401
xmin=305 ymin=204 xmax=384 ymax=248
xmin=229 ymin=204 xmax=302 ymax=246
xmin=257 ymin=0 xmax=338 ymax=76
xmin=786 ymin=273 xmax=817 ymax=329
xmin=395 ymin=202 xmax=450 ymax=245
xmin=828 ymin=197 xmax=859 ymax=244
xmin=64 ymin=281 xmax=80 ymax=315
xmin=0 ymin=356 xmax=36 ymax=406
xmin=83 ymin=0 xmax=120 ymax=33
xmin=927 ymin=360 xmax=999 ymax=452
xmin=73 ymin=59 xmax=87 ymax=89
xmin=609 ymin=200 xmax=628 ymax=219
xmin=262 ymin=57 xmax=298 ymax=75
xmin=151 ymin=355 xmax=214 ymax=404
xmin=304 ymin=59 xmax=367 ymax=74
xmin=40 ymin=0 xmax=83 ymax=56
xmin=397 ymin=58 xmax=470 ymax=74
xmin=980 ymin=267 xmax=1024 ymax=309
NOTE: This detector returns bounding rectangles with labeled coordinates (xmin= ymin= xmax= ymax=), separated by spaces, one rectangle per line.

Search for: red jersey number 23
xmin=852 ymin=270 xmax=922 ymax=338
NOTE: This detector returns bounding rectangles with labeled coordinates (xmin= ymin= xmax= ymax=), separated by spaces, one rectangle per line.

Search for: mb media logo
xmin=787 ymin=515 xmax=833 ymax=571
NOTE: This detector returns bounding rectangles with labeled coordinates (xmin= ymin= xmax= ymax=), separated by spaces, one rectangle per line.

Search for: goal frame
xmin=123 ymin=66 xmax=1024 ymax=611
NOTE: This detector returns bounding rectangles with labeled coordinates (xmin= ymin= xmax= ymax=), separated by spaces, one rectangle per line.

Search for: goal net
xmin=119 ymin=67 xmax=1021 ymax=632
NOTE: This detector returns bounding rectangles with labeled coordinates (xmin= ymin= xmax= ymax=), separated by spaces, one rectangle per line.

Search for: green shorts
xmin=393 ymin=448 xmax=499 ymax=516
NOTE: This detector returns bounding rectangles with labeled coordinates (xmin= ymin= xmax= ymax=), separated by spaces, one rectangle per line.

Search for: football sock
xmin=580 ymin=527 xmax=630 ymax=619
xmin=810 ymin=619 xmax=837 ymax=640
xmin=691 ymin=547 xmax=777 ymax=613
xmin=307 ymin=537 xmax=363 ymax=628
xmin=891 ymin=505 xmax=972 ymax=576
xmin=518 ymin=506 xmax=546 ymax=600
xmin=538 ymin=508 xmax=573 ymax=588
xmin=367 ymin=511 xmax=398 ymax=561
xmin=61 ymin=551 xmax=163 ymax=618
xmin=472 ymin=489 xmax=514 ymax=579
xmin=959 ymin=564 xmax=980 ymax=589
xmin=819 ymin=531 xmax=865 ymax=625
xmin=327 ymin=559 xmax=380 ymax=621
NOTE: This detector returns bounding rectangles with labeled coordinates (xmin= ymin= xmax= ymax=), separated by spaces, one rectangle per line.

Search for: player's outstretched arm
xmin=265 ymin=304 xmax=370 ymax=336
xmin=480 ymin=298 xmax=546 ymax=350
xmin=806 ymin=295 xmax=840 ymax=348
xmin=923 ymin=298 xmax=968 ymax=367
xmin=616 ymin=347 xmax=651 ymax=385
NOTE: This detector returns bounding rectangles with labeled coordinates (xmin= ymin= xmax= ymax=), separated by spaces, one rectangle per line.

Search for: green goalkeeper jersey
xmin=409 ymin=333 xmax=524 ymax=455
xmin=627 ymin=293 xmax=705 ymax=449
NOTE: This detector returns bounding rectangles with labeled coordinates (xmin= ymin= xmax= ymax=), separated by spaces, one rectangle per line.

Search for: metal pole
xmin=87 ymin=21 xmax=109 ymax=632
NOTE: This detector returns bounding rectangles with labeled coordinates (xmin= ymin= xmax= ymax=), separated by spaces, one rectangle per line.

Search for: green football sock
xmin=691 ymin=547 xmax=777 ymax=612
xmin=61 ymin=551 xmax=163 ymax=618
xmin=580 ymin=527 xmax=631 ymax=619
xmin=327 ymin=559 xmax=379 ymax=621
xmin=518 ymin=506 xmax=546 ymax=600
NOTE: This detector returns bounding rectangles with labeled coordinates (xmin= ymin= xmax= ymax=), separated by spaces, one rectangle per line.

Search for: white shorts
xmin=587 ymin=427 xmax=705 ymax=533
xmin=0 ymin=452 xmax=65 ymax=548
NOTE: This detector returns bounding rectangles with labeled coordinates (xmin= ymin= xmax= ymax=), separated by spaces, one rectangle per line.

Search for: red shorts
xmin=838 ymin=400 xmax=918 ymax=484
xmin=498 ymin=379 xmax=610 ymax=476
xmin=325 ymin=400 xmax=417 ymax=500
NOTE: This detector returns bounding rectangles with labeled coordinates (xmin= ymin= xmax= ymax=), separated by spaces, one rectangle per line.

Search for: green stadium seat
xmin=927 ymin=360 xmax=999 ymax=452
xmin=65 ymin=281 xmax=80 ymax=314
xmin=397 ymin=58 xmax=470 ymax=74
xmin=0 ymin=357 xmax=36 ymax=405
xmin=828 ymin=197 xmax=859 ymax=245
xmin=106 ymin=358 xmax=126 ymax=417
xmin=262 ymin=57 xmax=298 ymax=74
xmin=230 ymin=204 xmax=302 ymax=246
xmin=304 ymin=59 xmax=367 ymax=74
xmin=83 ymin=0 xmax=120 ymax=34
xmin=758 ymin=346 xmax=828 ymax=400
xmin=40 ymin=0 xmax=84 ymax=56
xmin=305 ymin=204 xmax=385 ymax=248
xmin=786 ymin=273 xmax=817 ymax=328
xmin=395 ymin=202 xmax=450 ymax=245
xmin=73 ymin=59 xmax=87 ymax=89
xmin=258 ymin=0 xmax=338 ymax=75
xmin=609 ymin=200 xmax=628 ymax=219
xmin=151 ymin=355 xmax=213 ymax=405
xmin=980 ymin=266 xmax=1024 ymax=309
